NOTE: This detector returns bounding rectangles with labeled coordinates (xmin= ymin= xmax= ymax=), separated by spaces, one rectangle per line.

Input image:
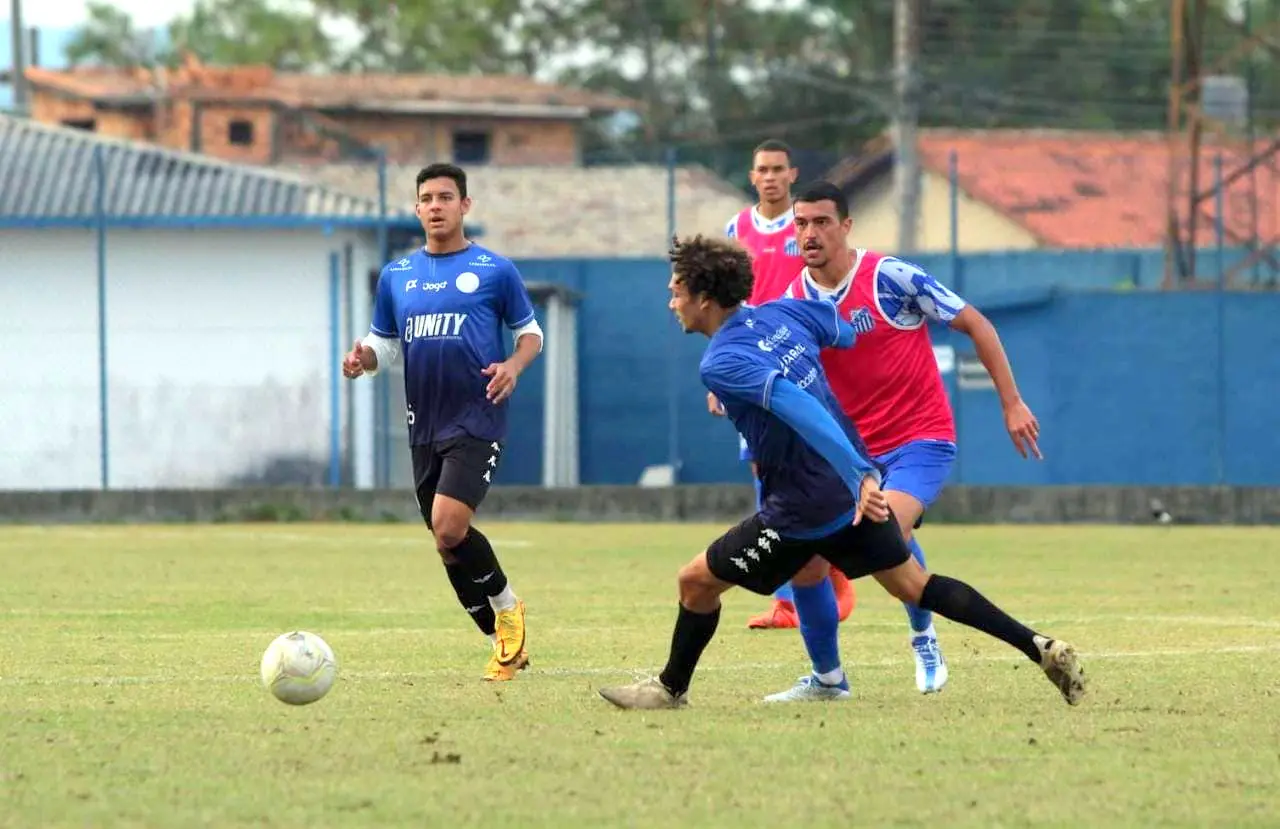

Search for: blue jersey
xmin=370 ymin=243 xmax=537 ymax=446
xmin=700 ymin=299 xmax=882 ymax=539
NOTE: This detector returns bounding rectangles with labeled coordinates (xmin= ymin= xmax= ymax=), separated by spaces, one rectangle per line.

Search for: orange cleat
xmin=746 ymin=599 xmax=799 ymax=629
xmin=830 ymin=568 xmax=857 ymax=621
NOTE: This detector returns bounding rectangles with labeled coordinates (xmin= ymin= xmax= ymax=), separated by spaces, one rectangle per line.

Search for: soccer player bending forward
xmin=596 ymin=235 xmax=1087 ymax=710
xmin=343 ymin=163 xmax=543 ymax=682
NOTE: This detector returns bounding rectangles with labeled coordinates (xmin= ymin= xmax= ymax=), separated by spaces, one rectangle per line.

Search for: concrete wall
xmin=2 ymin=484 xmax=1278 ymax=526
xmin=0 ymin=227 xmax=384 ymax=489
xmin=849 ymin=169 xmax=1040 ymax=253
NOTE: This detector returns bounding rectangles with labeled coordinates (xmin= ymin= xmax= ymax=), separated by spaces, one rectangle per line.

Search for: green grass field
xmin=1 ymin=522 xmax=1277 ymax=827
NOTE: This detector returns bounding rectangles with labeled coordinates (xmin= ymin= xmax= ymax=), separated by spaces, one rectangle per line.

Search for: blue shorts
xmin=875 ymin=439 xmax=956 ymax=509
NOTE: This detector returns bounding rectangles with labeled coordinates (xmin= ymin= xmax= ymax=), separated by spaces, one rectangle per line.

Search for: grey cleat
xmin=598 ymin=676 xmax=687 ymax=710
xmin=1035 ymin=635 xmax=1087 ymax=705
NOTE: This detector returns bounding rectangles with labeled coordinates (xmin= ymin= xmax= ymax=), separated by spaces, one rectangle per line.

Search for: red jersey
xmin=783 ymin=250 xmax=967 ymax=457
xmin=725 ymin=205 xmax=803 ymax=305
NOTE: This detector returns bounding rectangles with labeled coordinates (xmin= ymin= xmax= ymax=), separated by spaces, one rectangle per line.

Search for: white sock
xmin=913 ymin=623 xmax=937 ymax=640
xmin=489 ymin=585 xmax=517 ymax=613
xmin=816 ymin=666 xmax=845 ymax=686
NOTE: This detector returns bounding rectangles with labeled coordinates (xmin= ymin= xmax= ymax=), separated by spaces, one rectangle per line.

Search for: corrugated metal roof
xmin=0 ymin=114 xmax=397 ymax=221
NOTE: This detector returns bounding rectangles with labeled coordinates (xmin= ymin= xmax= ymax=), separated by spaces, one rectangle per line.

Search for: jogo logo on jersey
xmin=404 ymin=313 xmax=468 ymax=341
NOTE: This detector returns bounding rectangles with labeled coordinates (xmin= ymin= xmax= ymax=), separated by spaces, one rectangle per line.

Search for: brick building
xmin=21 ymin=55 xmax=634 ymax=167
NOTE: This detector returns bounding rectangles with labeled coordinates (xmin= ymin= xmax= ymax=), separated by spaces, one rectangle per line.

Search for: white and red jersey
xmin=725 ymin=205 xmax=803 ymax=305
xmin=783 ymin=249 xmax=967 ymax=457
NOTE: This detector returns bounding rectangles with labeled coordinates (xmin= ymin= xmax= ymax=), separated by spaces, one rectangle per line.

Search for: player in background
xmin=595 ymin=235 xmax=1085 ymax=710
xmin=762 ymin=181 xmax=1043 ymax=701
xmin=714 ymin=138 xmax=858 ymax=630
xmin=341 ymin=163 xmax=543 ymax=682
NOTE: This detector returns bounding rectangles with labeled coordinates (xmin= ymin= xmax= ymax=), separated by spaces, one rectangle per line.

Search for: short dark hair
xmin=668 ymin=234 xmax=754 ymax=308
xmin=795 ymin=180 xmax=849 ymax=220
xmin=416 ymin=163 xmax=467 ymax=199
xmin=752 ymin=138 xmax=793 ymax=165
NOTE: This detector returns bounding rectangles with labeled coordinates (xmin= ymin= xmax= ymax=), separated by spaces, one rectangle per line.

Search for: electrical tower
xmin=1166 ymin=0 xmax=1280 ymax=288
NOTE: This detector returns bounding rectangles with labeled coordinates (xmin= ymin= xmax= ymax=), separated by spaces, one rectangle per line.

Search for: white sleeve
xmin=876 ymin=258 xmax=968 ymax=324
xmin=361 ymin=332 xmax=401 ymax=377
xmin=511 ymin=317 xmax=544 ymax=353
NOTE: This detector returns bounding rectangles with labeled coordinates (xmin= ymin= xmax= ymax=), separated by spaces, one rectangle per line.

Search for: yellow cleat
xmin=483 ymin=648 xmax=529 ymax=682
xmin=493 ymin=599 xmax=527 ymax=665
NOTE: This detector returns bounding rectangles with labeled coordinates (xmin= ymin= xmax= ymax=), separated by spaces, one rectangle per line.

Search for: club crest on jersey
xmin=784 ymin=238 xmax=799 ymax=257
xmin=849 ymin=306 xmax=875 ymax=334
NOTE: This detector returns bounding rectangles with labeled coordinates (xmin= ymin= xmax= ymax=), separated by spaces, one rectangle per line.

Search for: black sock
xmin=444 ymin=563 xmax=497 ymax=636
xmin=447 ymin=527 xmax=509 ymax=600
xmin=919 ymin=574 xmax=1042 ymax=663
xmin=658 ymin=604 xmax=721 ymax=697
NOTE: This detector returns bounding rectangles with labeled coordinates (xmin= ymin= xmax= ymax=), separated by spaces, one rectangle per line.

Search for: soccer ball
xmin=259 ymin=631 xmax=337 ymax=705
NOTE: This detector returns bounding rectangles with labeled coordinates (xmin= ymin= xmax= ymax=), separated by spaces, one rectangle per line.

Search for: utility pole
xmin=8 ymin=0 xmax=25 ymax=113
xmin=893 ymin=0 xmax=921 ymax=254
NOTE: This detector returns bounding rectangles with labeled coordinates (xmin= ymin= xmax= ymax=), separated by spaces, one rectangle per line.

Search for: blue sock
xmin=904 ymin=537 xmax=933 ymax=633
xmin=773 ymin=581 xmax=794 ymax=603
xmin=792 ymin=578 xmax=841 ymax=675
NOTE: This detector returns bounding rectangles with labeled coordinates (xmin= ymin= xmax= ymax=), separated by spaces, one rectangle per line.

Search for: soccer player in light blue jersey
xmin=596 ymin=235 xmax=1086 ymax=710
xmin=342 ymin=163 xmax=543 ymax=682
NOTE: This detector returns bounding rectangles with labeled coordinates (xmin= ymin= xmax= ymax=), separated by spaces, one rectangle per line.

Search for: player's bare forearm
xmin=952 ymin=307 xmax=1022 ymax=408
xmin=507 ymin=333 xmax=542 ymax=373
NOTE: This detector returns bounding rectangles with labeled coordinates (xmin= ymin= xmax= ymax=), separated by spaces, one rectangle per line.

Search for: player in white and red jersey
xmin=712 ymin=139 xmax=858 ymax=630
xmin=762 ymin=181 xmax=1043 ymax=701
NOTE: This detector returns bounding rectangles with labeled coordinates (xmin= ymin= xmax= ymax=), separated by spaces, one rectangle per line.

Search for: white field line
xmin=0 ymin=643 xmax=1275 ymax=688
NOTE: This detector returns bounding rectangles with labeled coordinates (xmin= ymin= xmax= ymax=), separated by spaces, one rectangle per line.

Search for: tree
xmin=167 ymin=0 xmax=336 ymax=71
xmin=65 ymin=1 xmax=163 ymax=68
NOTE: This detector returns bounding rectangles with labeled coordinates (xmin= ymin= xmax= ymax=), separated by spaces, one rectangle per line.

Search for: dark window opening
xmin=453 ymin=130 xmax=491 ymax=164
xmin=229 ymin=120 xmax=255 ymax=146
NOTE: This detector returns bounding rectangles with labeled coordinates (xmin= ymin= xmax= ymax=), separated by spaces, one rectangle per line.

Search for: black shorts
xmin=411 ymin=435 xmax=503 ymax=522
xmin=705 ymin=512 xmax=912 ymax=596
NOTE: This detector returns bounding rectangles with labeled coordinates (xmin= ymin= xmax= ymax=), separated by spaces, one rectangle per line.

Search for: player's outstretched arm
xmin=766 ymin=379 xmax=881 ymax=499
xmin=949 ymin=306 xmax=1041 ymax=460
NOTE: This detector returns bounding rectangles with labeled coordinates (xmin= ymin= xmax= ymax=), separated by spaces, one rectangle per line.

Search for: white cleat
xmin=763 ymin=673 xmax=851 ymax=703
xmin=912 ymin=633 xmax=949 ymax=694
xmin=598 ymin=676 xmax=687 ymax=710
xmin=1034 ymin=635 xmax=1087 ymax=705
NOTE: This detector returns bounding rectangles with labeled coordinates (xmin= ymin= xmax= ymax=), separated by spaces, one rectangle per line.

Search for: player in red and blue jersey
xmin=717 ymin=139 xmax=859 ymax=629
xmin=595 ymin=234 xmax=1085 ymax=710
xmin=342 ymin=163 xmax=543 ymax=683
xmin=762 ymin=181 xmax=1044 ymax=701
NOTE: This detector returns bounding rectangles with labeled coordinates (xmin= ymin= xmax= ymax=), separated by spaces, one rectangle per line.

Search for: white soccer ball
xmin=259 ymin=631 xmax=337 ymax=705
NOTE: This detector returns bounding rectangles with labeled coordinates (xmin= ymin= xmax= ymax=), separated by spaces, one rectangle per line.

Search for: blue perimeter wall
xmin=495 ymin=248 xmax=1280 ymax=487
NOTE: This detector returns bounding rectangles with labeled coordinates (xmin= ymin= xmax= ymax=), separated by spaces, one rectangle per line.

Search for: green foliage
xmin=62 ymin=0 xmax=1280 ymax=177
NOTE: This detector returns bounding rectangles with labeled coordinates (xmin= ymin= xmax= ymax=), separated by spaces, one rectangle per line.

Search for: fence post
xmin=94 ymin=145 xmax=109 ymax=490
xmin=948 ymin=149 xmax=964 ymax=483
xmin=1214 ymin=153 xmax=1227 ymax=485
xmin=375 ymin=149 xmax=391 ymax=488
xmin=665 ymin=146 xmax=680 ymax=479
xmin=329 ymin=248 xmax=342 ymax=488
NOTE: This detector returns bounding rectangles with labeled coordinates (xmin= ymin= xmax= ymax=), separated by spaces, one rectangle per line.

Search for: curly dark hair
xmin=668 ymin=234 xmax=755 ymax=308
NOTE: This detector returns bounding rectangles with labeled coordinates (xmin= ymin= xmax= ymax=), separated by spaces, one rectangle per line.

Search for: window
xmin=229 ymin=119 xmax=254 ymax=146
xmin=452 ymin=130 xmax=491 ymax=164
xmin=61 ymin=118 xmax=96 ymax=132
